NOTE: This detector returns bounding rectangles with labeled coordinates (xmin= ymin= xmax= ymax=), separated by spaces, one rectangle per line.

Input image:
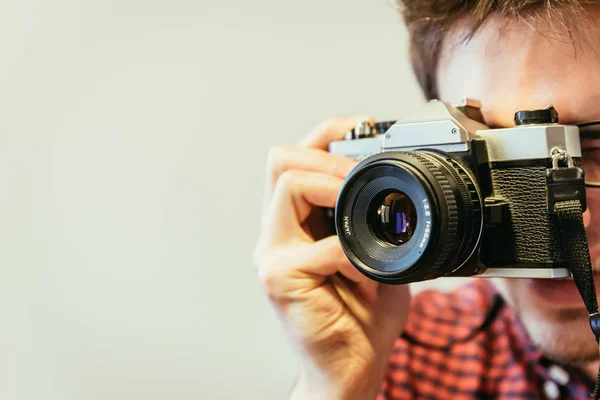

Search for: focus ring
xmin=400 ymin=152 xmax=459 ymax=280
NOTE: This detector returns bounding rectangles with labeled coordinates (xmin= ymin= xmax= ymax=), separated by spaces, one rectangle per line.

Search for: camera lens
xmin=370 ymin=191 xmax=417 ymax=246
xmin=335 ymin=151 xmax=482 ymax=284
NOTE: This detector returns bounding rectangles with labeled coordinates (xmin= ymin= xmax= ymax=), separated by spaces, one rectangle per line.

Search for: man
xmin=253 ymin=1 xmax=600 ymax=398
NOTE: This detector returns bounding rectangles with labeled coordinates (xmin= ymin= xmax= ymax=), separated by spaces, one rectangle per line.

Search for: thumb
xmin=370 ymin=284 xmax=411 ymax=347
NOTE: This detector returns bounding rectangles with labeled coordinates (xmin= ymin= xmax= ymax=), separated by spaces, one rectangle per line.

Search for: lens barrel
xmin=335 ymin=151 xmax=482 ymax=284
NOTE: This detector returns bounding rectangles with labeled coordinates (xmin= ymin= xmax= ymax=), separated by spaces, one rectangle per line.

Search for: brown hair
xmin=397 ymin=0 xmax=595 ymax=100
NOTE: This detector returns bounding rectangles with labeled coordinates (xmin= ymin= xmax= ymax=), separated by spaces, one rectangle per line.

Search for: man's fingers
xmin=264 ymin=145 xmax=357 ymax=200
xmin=256 ymin=236 xmax=374 ymax=302
xmin=300 ymin=236 xmax=368 ymax=283
xmin=298 ymin=115 xmax=374 ymax=150
xmin=263 ymin=170 xmax=344 ymax=244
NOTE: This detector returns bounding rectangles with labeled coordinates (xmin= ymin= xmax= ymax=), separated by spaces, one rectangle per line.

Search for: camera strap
xmin=555 ymin=200 xmax=600 ymax=398
xmin=547 ymin=146 xmax=600 ymax=397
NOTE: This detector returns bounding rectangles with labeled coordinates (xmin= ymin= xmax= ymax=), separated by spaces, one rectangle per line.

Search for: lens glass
xmin=369 ymin=191 xmax=417 ymax=246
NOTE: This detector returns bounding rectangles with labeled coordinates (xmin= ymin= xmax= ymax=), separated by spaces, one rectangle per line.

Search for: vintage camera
xmin=329 ymin=99 xmax=585 ymax=284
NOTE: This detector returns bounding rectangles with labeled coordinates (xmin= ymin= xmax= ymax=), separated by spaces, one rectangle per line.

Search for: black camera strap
xmin=546 ymin=145 xmax=600 ymax=398
xmin=555 ymin=200 xmax=600 ymax=398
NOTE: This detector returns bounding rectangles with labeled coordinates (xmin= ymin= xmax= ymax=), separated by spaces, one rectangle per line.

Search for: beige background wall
xmin=0 ymin=1 xmax=458 ymax=399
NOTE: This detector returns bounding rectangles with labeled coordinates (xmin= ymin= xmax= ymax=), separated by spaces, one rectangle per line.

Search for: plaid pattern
xmin=378 ymin=280 xmax=594 ymax=399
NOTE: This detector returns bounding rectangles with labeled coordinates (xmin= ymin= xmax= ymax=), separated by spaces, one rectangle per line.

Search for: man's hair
xmin=397 ymin=0 xmax=595 ymax=100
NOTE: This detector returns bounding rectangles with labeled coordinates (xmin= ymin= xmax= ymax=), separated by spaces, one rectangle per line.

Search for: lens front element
xmin=370 ymin=191 xmax=417 ymax=246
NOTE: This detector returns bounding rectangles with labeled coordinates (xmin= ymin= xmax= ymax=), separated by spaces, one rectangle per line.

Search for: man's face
xmin=437 ymin=8 xmax=600 ymax=367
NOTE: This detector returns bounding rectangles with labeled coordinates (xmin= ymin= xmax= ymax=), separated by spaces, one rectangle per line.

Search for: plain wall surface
xmin=0 ymin=1 xmax=437 ymax=399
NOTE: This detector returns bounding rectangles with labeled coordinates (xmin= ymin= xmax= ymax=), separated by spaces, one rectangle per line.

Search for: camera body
xmin=329 ymin=99 xmax=584 ymax=284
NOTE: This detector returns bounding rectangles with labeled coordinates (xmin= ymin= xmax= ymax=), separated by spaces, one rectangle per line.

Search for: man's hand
xmin=253 ymin=117 xmax=411 ymax=400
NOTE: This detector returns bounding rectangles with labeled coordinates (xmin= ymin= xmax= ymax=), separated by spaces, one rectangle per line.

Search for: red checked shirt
xmin=377 ymin=280 xmax=594 ymax=399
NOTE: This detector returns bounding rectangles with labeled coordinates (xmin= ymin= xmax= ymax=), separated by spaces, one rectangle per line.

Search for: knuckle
xmin=316 ymin=314 xmax=354 ymax=345
xmin=253 ymin=248 xmax=286 ymax=300
xmin=257 ymin=263 xmax=284 ymax=300
xmin=266 ymin=145 xmax=289 ymax=175
xmin=329 ymin=320 xmax=353 ymax=342
xmin=277 ymin=169 xmax=302 ymax=189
